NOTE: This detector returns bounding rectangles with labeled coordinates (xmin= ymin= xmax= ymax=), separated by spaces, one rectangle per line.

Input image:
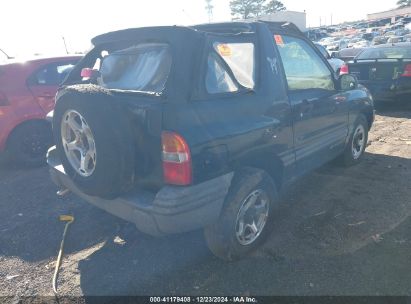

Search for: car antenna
xmin=0 ymin=48 xmax=13 ymax=59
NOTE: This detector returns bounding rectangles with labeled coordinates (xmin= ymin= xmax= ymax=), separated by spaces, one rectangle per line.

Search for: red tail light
xmin=0 ymin=91 xmax=9 ymax=106
xmin=339 ymin=64 xmax=349 ymax=75
xmin=81 ymin=68 xmax=98 ymax=78
xmin=401 ymin=64 xmax=411 ymax=77
xmin=162 ymin=131 xmax=192 ymax=186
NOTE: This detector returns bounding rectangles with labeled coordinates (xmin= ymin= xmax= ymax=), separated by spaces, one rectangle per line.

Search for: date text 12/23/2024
xmin=150 ymin=297 xmax=257 ymax=303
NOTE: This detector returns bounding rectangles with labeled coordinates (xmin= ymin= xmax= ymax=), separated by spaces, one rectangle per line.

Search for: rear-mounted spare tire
xmin=53 ymin=84 xmax=136 ymax=199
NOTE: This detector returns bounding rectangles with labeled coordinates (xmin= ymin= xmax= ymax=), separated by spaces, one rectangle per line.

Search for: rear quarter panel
xmin=0 ymin=62 xmax=45 ymax=150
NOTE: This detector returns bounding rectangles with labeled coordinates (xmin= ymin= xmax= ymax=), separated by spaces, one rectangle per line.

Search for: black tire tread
xmin=204 ymin=167 xmax=278 ymax=261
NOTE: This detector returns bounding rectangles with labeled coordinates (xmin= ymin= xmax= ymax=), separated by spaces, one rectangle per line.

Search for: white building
xmin=367 ymin=6 xmax=411 ymax=22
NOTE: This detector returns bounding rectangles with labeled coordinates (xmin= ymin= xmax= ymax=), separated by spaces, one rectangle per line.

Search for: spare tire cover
xmin=53 ymin=84 xmax=135 ymax=198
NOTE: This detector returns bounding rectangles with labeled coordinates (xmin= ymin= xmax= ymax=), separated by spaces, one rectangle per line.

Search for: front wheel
xmin=340 ymin=114 xmax=369 ymax=166
xmin=204 ymin=168 xmax=279 ymax=261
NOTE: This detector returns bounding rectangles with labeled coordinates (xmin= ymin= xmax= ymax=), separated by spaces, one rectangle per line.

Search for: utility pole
xmin=62 ymin=37 xmax=69 ymax=54
xmin=205 ymin=0 xmax=213 ymax=23
xmin=0 ymin=48 xmax=12 ymax=59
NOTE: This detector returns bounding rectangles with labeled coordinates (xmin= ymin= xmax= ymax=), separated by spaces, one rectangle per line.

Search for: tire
xmin=7 ymin=121 xmax=52 ymax=167
xmin=339 ymin=114 xmax=369 ymax=167
xmin=53 ymin=85 xmax=136 ymax=198
xmin=204 ymin=167 xmax=279 ymax=261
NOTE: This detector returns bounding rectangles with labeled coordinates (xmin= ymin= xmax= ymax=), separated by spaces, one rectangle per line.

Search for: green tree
xmin=264 ymin=0 xmax=286 ymax=13
xmin=230 ymin=0 xmax=287 ymax=19
xmin=397 ymin=0 xmax=411 ymax=7
xmin=230 ymin=0 xmax=266 ymax=19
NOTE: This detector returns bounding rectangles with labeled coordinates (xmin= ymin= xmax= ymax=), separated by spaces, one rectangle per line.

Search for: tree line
xmin=397 ymin=0 xmax=411 ymax=8
xmin=230 ymin=0 xmax=287 ymax=19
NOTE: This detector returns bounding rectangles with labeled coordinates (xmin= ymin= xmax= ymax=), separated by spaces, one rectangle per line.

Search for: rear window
xmin=98 ymin=43 xmax=172 ymax=93
xmin=34 ymin=62 xmax=77 ymax=85
xmin=357 ymin=47 xmax=411 ymax=59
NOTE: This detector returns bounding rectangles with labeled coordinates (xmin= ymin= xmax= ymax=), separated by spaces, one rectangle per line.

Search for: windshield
xmin=357 ymin=47 xmax=411 ymax=59
xmin=97 ymin=43 xmax=171 ymax=93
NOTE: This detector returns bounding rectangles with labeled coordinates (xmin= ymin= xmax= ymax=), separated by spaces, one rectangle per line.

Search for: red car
xmin=0 ymin=55 xmax=81 ymax=165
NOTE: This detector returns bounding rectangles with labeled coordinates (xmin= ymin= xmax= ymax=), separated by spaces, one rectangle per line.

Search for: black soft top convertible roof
xmin=91 ymin=21 xmax=303 ymax=45
xmin=91 ymin=26 xmax=201 ymax=46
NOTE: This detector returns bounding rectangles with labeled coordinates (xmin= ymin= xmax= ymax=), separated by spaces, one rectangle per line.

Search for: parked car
xmin=334 ymin=47 xmax=365 ymax=62
xmin=318 ymin=36 xmax=340 ymax=47
xmin=327 ymin=39 xmax=349 ymax=51
xmin=348 ymin=38 xmax=364 ymax=48
xmin=371 ymin=36 xmax=389 ymax=46
xmin=48 ymin=22 xmax=374 ymax=260
xmin=0 ymin=55 xmax=81 ymax=165
xmin=355 ymin=40 xmax=370 ymax=48
xmin=387 ymin=36 xmax=410 ymax=44
xmin=340 ymin=43 xmax=411 ymax=102
xmin=362 ymin=33 xmax=375 ymax=41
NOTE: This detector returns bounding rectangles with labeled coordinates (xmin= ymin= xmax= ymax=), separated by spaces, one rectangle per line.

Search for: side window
xmin=206 ymin=54 xmax=238 ymax=94
xmin=275 ymin=35 xmax=334 ymax=91
xmin=32 ymin=62 xmax=76 ymax=86
xmin=205 ymin=41 xmax=255 ymax=94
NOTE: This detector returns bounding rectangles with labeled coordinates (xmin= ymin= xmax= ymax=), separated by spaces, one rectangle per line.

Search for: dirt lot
xmin=1 ymin=104 xmax=411 ymax=297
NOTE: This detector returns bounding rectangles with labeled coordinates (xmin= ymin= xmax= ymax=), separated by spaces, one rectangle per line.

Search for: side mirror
xmin=339 ymin=74 xmax=358 ymax=91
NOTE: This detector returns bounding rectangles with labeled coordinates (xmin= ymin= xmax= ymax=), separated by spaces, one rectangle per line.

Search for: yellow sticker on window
xmin=217 ymin=44 xmax=232 ymax=57
xmin=274 ymin=35 xmax=284 ymax=46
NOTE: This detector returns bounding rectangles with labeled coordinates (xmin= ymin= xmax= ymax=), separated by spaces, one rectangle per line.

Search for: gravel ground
xmin=1 ymin=104 xmax=411 ymax=297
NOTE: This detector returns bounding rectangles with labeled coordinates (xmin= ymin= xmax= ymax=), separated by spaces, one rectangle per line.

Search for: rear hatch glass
xmin=97 ymin=43 xmax=171 ymax=94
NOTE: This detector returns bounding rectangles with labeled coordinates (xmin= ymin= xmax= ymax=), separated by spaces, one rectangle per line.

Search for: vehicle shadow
xmin=0 ymin=165 xmax=124 ymax=263
xmin=78 ymin=152 xmax=411 ymax=296
xmin=374 ymin=100 xmax=411 ymax=119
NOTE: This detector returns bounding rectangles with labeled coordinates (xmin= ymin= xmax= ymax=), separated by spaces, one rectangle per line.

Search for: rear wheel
xmin=204 ymin=168 xmax=279 ymax=261
xmin=7 ymin=121 xmax=52 ymax=167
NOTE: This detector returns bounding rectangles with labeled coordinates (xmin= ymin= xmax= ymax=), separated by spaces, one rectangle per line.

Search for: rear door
xmin=273 ymin=34 xmax=348 ymax=174
xmin=27 ymin=60 xmax=78 ymax=113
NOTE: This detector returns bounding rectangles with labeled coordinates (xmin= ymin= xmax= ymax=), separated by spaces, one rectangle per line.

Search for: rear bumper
xmin=359 ymin=78 xmax=411 ymax=102
xmin=47 ymin=147 xmax=233 ymax=236
xmin=359 ymin=81 xmax=396 ymax=101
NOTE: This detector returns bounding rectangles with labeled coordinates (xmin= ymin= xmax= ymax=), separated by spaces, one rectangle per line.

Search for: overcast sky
xmin=1 ymin=0 xmax=397 ymax=57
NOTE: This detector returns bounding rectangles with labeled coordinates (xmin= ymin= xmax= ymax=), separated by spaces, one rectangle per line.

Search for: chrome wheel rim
xmin=352 ymin=125 xmax=365 ymax=160
xmin=61 ymin=110 xmax=97 ymax=177
xmin=235 ymin=189 xmax=270 ymax=246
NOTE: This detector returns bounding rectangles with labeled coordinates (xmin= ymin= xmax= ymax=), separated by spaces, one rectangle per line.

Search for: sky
xmin=1 ymin=0 xmax=398 ymax=57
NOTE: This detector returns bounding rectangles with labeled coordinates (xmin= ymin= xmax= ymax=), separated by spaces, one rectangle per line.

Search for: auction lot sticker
xmin=216 ymin=44 xmax=232 ymax=56
xmin=274 ymin=34 xmax=284 ymax=46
